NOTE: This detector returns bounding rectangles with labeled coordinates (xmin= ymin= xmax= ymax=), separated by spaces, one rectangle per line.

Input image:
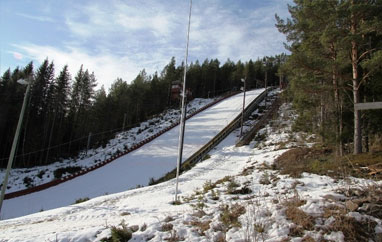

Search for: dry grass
xmin=240 ymin=165 xmax=255 ymax=176
xmin=282 ymin=192 xmax=314 ymax=236
xmin=164 ymin=230 xmax=184 ymax=241
xmin=188 ymin=219 xmax=211 ymax=236
xmin=321 ymin=204 xmax=378 ymax=241
xmin=160 ymin=223 xmax=174 ymax=232
xmin=219 ymin=203 xmax=246 ymax=229
xmin=285 ymin=206 xmax=314 ymax=231
xmin=274 ymin=147 xmax=382 ymax=180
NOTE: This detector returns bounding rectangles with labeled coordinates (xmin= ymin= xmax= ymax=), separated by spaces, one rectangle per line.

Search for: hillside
xmin=1 ymin=99 xmax=381 ymax=241
xmin=1 ymin=89 xmax=265 ymax=220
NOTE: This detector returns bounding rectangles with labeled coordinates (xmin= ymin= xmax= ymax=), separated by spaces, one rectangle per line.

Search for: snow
xmin=1 ymin=90 xmax=381 ymax=242
xmin=0 ymin=98 xmax=216 ymax=193
xmin=0 ymin=89 xmax=264 ymax=220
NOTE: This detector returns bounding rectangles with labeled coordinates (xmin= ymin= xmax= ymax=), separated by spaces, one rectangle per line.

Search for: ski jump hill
xmin=2 ymin=89 xmax=265 ymax=220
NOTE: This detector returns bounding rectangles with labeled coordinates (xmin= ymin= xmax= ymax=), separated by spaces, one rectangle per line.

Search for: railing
xmin=152 ymin=88 xmax=272 ymax=184
xmin=182 ymin=88 xmax=270 ymax=166
xmin=236 ymin=96 xmax=281 ymax=147
xmin=4 ymin=91 xmax=239 ymax=200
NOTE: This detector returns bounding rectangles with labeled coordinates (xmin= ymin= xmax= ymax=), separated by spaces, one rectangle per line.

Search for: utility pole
xmin=0 ymin=78 xmax=31 ymax=216
xmin=175 ymin=0 xmax=192 ymax=203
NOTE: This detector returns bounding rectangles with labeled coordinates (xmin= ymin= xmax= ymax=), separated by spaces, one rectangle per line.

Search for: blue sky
xmin=0 ymin=0 xmax=292 ymax=90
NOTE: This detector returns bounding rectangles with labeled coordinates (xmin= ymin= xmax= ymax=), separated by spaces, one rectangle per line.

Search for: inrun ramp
xmin=2 ymin=89 xmax=264 ymax=219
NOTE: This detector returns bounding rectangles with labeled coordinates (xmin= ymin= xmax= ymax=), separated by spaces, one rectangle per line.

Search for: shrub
xmin=190 ymin=195 xmax=207 ymax=212
xmin=23 ymin=176 xmax=34 ymax=188
xmin=148 ymin=177 xmax=156 ymax=186
xmin=54 ymin=166 xmax=82 ymax=179
xmin=226 ymin=179 xmax=240 ymax=194
xmin=37 ymin=170 xmax=46 ymax=179
xmin=74 ymin=197 xmax=90 ymax=204
xmin=219 ymin=203 xmax=246 ymax=229
xmin=210 ymin=189 xmax=220 ymax=200
xmin=228 ymin=185 xmax=252 ymax=195
xmin=101 ymin=221 xmax=133 ymax=242
xmin=203 ymin=180 xmax=216 ymax=193
xmin=259 ymin=172 xmax=271 ymax=185
xmin=110 ymin=225 xmax=132 ymax=242
xmin=189 ymin=219 xmax=211 ymax=236
xmin=160 ymin=223 xmax=173 ymax=232
xmin=202 ymin=154 xmax=211 ymax=161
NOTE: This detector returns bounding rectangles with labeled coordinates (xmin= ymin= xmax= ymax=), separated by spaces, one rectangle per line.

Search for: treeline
xmin=0 ymin=55 xmax=285 ymax=168
xmin=276 ymin=0 xmax=382 ymax=155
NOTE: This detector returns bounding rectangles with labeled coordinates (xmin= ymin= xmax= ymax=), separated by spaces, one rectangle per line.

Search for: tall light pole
xmin=0 ymin=78 xmax=31 ymax=217
xmin=239 ymin=78 xmax=246 ymax=137
xmin=175 ymin=0 xmax=192 ymax=202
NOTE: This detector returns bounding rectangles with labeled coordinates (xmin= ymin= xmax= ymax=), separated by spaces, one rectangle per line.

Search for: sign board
xmin=354 ymin=102 xmax=382 ymax=111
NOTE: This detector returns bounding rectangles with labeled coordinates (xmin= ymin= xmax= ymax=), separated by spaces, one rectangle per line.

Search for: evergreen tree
xmin=276 ymin=0 xmax=382 ymax=154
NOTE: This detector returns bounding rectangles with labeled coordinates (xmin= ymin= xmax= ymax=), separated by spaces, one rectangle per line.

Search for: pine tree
xmin=276 ymin=0 xmax=382 ymax=154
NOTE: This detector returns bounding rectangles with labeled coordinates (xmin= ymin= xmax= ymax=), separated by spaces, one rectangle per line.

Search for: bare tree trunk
xmin=320 ymin=80 xmax=325 ymax=134
xmin=351 ymin=21 xmax=362 ymax=154
xmin=339 ymin=98 xmax=344 ymax=156
xmin=331 ymin=43 xmax=343 ymax=156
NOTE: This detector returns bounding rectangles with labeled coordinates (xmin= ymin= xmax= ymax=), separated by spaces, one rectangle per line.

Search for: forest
xmin=0 ymin=55 xmax=285 ymax=168
xmin=2 ymin=0 xmax=382 ymax=169
xmin=276 ymin=0 xmax=382 ymax=156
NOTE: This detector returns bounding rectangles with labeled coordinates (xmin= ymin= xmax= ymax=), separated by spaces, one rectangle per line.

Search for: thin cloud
xmin=16 ymin=13 xmax=55 ymax=23
xmin=12 ymin=52 xmax=23 ymax=60
xmin=8 ymin=1 xmax=291 ymax=90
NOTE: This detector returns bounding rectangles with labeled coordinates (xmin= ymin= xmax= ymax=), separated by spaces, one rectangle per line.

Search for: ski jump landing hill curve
xmin=2 ymin=89 xmax=265 ymax=220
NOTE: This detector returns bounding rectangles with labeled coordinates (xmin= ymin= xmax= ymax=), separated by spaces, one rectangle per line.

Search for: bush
xmin=219 ymin=203 xmax=246 ymax=229
xmin=54 ymin=166 xmax=82 ymax=179
xmin=101 ymin=221 xmax=133 ymax=242
xmin=259 ymin=172 xmax=271 ymax=185
xmin=74 ymin=197 xmax=90 ymax=204
xmin=23 ymin=176 xmax=34 ymax=188
xmin=110 ymin=225 xmax=132 ymax=242
xmin=203 ymin=180 xmax=216 ymax=193
xmin=37 ymin=170 xmax=46 ymax=179
xmin=226 ymin=179 xmax=240 ymax=194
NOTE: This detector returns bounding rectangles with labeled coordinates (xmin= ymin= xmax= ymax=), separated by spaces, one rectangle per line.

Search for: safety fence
xmin=4 ymin=91 xmax=240 ymax=200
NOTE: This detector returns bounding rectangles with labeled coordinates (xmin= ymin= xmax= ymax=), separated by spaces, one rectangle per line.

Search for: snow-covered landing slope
xmin=1 ymin=89 xmax=265 ymax=220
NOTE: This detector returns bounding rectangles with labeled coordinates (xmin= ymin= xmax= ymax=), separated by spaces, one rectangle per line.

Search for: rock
xmin=128 ymin=225 xmax=139 ymax=233
xmin=323 ymin=194 xmax=339 ymax=202
xmin=352 ymin=198 xmax=369 ymax=206
xmin=345 ymin=200 xmax=359 ymax=212
xmin=359 ymin=203 xmax=382 ymax=219
xmin=214 ymin=232 xmax=226 ymax=242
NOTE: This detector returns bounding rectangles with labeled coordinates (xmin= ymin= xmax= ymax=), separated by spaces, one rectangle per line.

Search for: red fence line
xmin=4 ymin=92 xmax=239 ymax=200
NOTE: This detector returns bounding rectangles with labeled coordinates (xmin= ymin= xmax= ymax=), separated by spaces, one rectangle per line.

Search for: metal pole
xmin=0 ymin=80 xmax=31 ymax=216
xmin=175 ymin=0 xmax=192 ymax=202
xmin=122 ymin=113 xmax=127 ymax=131
xmin=240 ymin=78 xmax=246 ymax=137
xmin=265 ymin=70 xmax=268 ymax=108
xmin=86 ymin=132 xmax=92 ymax=155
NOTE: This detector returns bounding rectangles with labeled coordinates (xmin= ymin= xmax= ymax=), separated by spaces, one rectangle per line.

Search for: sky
xmin=0 ymin=0 xmax=292 ymax=91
